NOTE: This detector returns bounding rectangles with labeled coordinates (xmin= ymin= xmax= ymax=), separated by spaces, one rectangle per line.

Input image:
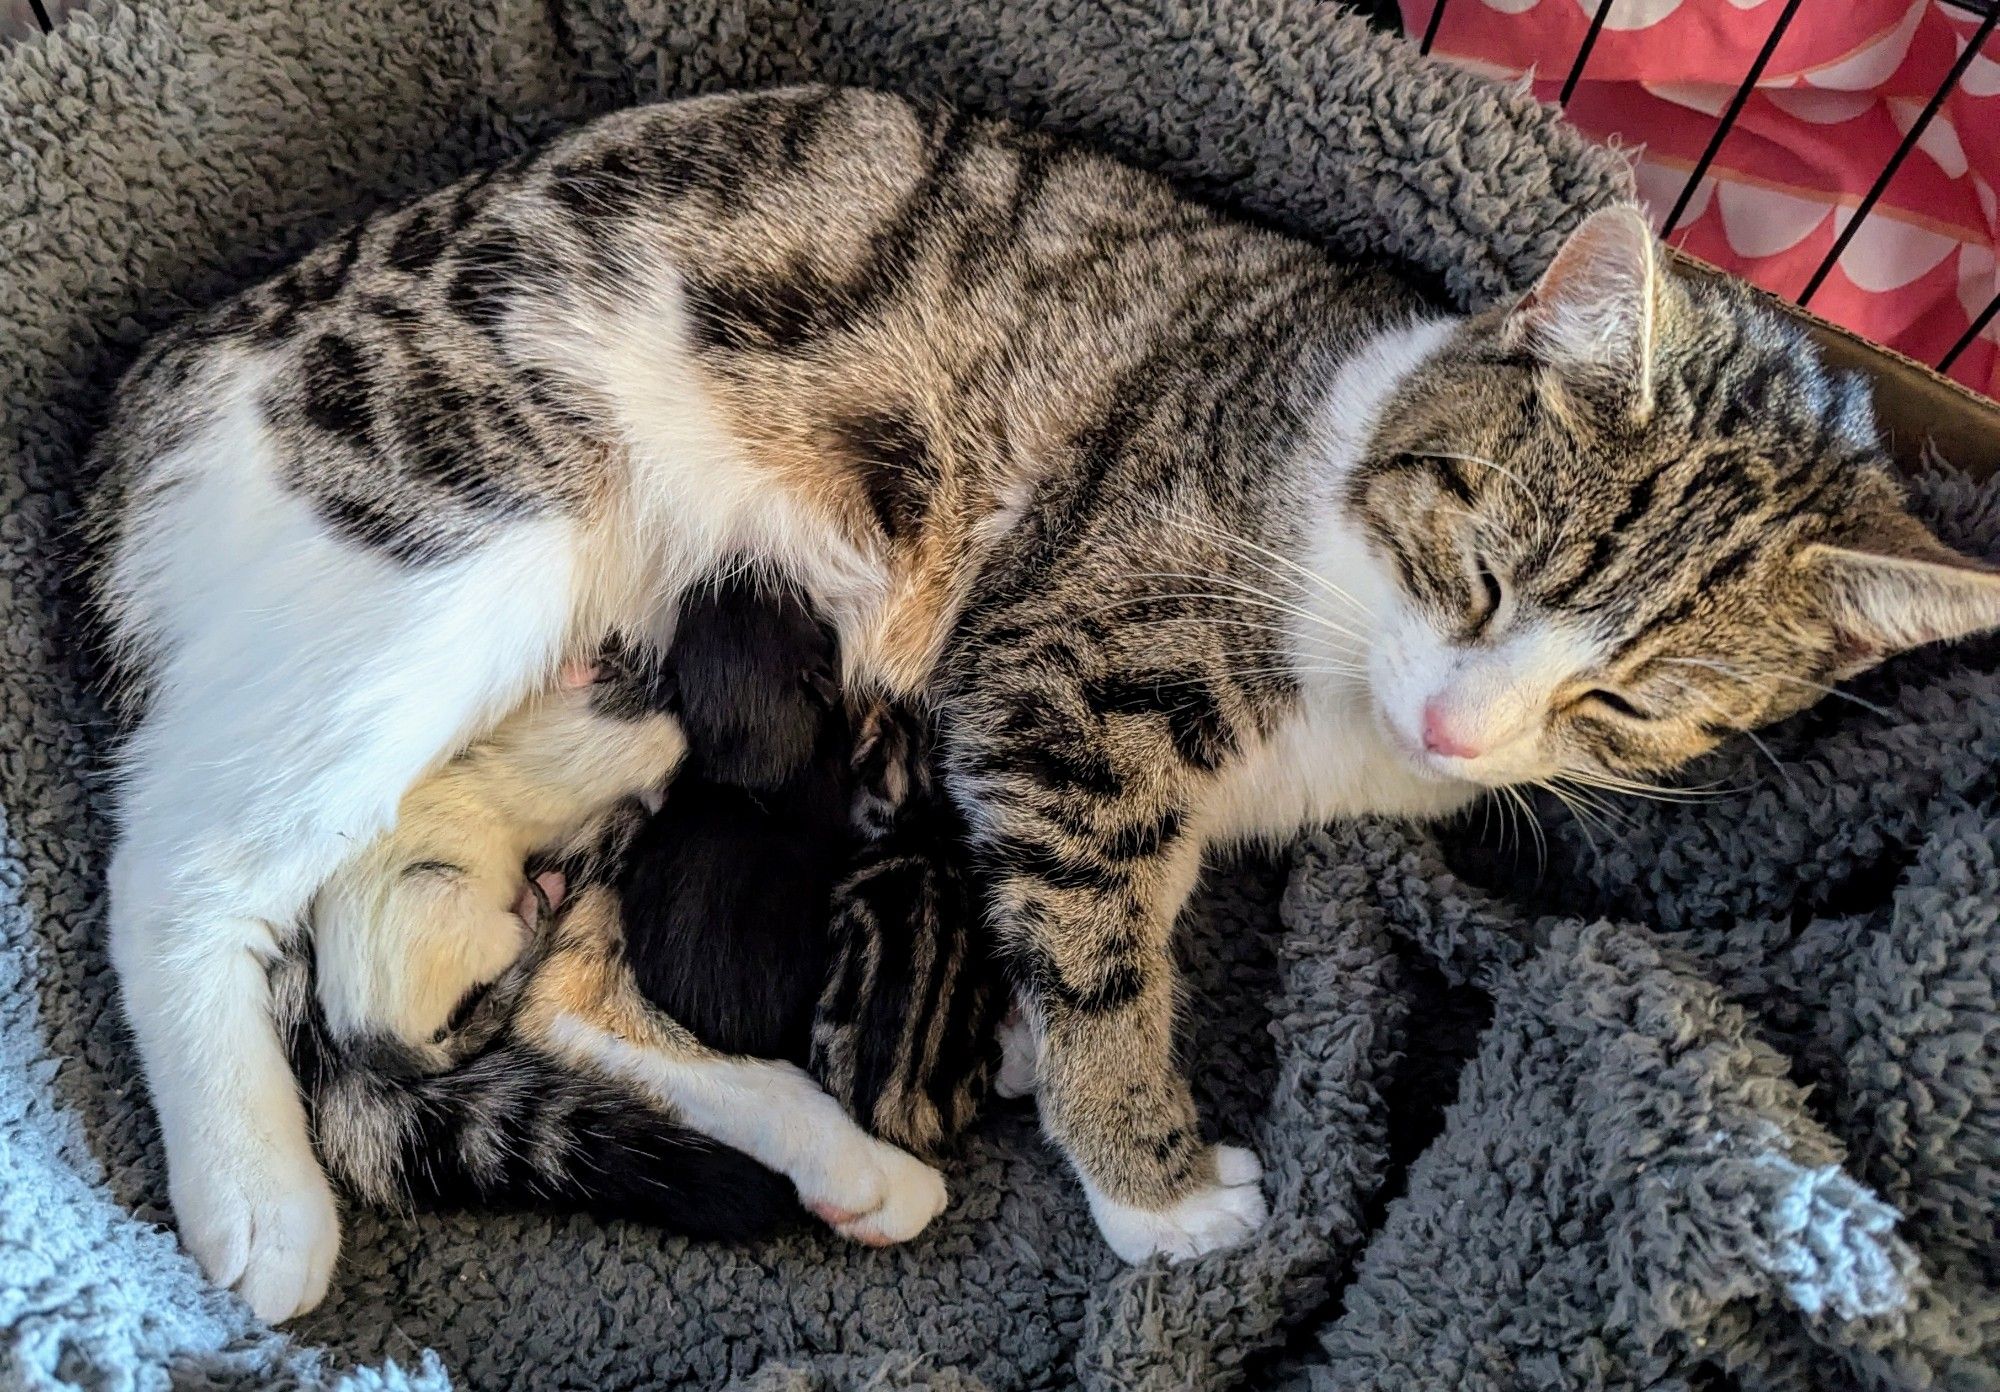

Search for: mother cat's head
xmin=1343 ymin=205 xmax=2000 ymax=790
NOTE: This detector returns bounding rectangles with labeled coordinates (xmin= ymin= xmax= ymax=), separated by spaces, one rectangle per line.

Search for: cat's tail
xmin=269 ymin=948 xmax=801 ymax=1239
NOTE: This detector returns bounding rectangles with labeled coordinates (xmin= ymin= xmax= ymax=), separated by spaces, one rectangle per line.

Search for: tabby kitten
xmin=811 ymin=703 xmax=1007 ymax=1159
xmin=89 ymin=86 xmax=2000 ymax=1320
xmin=277 ymin=580 xmax=998 ymax=1236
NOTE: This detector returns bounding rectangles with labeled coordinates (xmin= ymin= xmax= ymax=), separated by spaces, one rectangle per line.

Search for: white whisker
xmin=1107 ymin=618 xmax=1367 ymax=677
xmin=1548 ymin=777 xmax=1639 ymax=830
xmin=1660 ymin=656 xmax=1892 ymax=719
xmin=1654 ymin=670 xmax=1801 ymax=797
xmin=1738 ymin=726 xmax=1802 ymax=798
xmin=1158 ymin=508 xmax=1373 ymax=621
xmin=1108 ymin=611 xmax=1358 ymax=656
xmin=1499 ymin=783 xmax=1548 ymax=874
xmin=1537 ymin=779 xmax=1603 ymax=862
xmin=1117 ymin=579 xmax=1373 ymax=650
xmin=1128 ymin=570 xmax=1361 ymax=635
xmin=1555 ymin=768 xmax=1738 ymax=803
xmin=1131 ymin=666 xmax=1367 ymax=690
xmin=1418 ymin=451 xmax=1546 ymax=531
xmin=1499 ymin=788 xmax=1517 ymax=858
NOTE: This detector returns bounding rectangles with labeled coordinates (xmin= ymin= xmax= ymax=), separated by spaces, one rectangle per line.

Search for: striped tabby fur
xmin=812 ymin=706 xmax=1004 ymax=1160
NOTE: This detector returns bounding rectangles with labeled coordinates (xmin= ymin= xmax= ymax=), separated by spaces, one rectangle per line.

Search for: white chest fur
xmin=1192 ymin=312 xmax=1483 ymax=850
xmin=1194 ymin=686 xmax=1477 ymax=849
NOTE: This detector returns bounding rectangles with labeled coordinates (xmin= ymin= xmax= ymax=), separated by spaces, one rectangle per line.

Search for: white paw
xmin=799 ymin=1131 xmax=949 ymax=1248
xmin=994 ymin=1007 xmax=1038 ymax=1100
xmin=1083 ymin=1145 xmax=1268 ymax=1264
xmin=171 ymin=1138 xmax=341 ymax=1323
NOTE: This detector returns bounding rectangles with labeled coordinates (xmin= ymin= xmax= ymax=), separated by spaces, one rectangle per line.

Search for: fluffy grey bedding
xmin=2 ymin=2 xmax=1994 ymax=1389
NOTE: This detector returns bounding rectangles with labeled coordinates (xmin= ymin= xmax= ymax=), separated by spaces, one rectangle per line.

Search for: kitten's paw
xmin=172 ymin=1138 xmax=341 ymax=1322
xmin=1083 ymin=1145 xmax=1267 ymax=1264
xmin=801 ymin=1133 xmax=949 ymax=1247
xmin=994 ymin=1008 xmax=1038 ymax=1100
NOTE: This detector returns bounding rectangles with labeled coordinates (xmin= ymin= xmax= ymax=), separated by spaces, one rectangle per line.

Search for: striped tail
xmin=270 ymin=944 xmax=801 ymax=1238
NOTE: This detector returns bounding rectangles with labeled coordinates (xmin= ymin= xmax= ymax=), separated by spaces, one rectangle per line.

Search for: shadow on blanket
xmin=1 ymin=2 xmax=1994 ymax=1390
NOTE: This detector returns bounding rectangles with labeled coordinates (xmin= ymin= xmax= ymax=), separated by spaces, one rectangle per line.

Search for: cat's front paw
xmin=171 ymin=1133 xmax=342 ymax=1322
xmin=800 ymin=1132 xmax=949 ymax=1248
xmin=1083 ymin=1145 xmax=1268 ymax=1263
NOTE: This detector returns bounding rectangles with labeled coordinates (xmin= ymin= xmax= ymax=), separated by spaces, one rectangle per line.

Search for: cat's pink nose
xmin=1421 ymin=699 xmax=1484 ymax=760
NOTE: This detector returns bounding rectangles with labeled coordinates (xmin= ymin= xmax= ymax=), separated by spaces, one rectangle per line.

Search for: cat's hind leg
xmin=103 ymin=435 xmax=588 ymax=1319
xmin=310 ymin=834 xmax=534 ymax=1056
xmin=309 ymin=678 xmax=687 ymax=1057
xmin=519 ymin=887 xmax=950 ymax=1247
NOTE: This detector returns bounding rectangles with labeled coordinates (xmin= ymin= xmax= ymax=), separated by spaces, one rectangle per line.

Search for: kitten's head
xmin=1346 ymin=204 xmax=2000 ymax=790
xmin=668 ymin=575 xmax=844 ymax=790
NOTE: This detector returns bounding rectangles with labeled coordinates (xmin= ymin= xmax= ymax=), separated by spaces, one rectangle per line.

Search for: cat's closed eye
xmin=1581 ymin=689 xmax=1652 ymax=720
xmin=1466 ymin=559 xmax=1504 ymax=636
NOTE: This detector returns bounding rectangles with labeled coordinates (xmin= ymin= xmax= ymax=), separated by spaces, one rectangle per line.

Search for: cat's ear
xmin=1799 ymin=513 xmax=2000 ymax=677
xmin=1504 ymin=205 xmax=1661 ymax=422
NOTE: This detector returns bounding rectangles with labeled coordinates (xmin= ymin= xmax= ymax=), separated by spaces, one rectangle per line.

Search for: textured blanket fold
xmin=3 ymin=3 xmax=1993 ymax=1389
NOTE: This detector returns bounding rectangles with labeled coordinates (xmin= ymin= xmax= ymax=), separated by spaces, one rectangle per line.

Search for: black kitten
xmin=615 ymin=584 xmax=854 ymax=1063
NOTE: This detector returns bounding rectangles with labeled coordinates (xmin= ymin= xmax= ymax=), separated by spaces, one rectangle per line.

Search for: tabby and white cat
xmin=87 ymin=86 xmax=2000 ymax=1321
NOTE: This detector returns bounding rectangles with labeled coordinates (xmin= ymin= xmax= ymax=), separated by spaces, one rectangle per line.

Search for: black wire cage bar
xmin=1419 ymin=0 xmax=2000 ymax=379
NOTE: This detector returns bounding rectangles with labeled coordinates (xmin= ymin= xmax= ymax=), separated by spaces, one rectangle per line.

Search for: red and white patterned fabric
xmin=1402 ymin=0 xmax=2000 ymax=402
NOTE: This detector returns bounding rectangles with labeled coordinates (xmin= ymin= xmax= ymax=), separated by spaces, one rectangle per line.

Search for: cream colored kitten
xmin=311 ymin=658 xmax=683 ymax=1052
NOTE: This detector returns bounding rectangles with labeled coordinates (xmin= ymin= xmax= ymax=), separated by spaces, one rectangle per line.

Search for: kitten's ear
xmin=1504 ymin=205 xmax=1661 ymax=422
xmin=1800 ymin=514 xmax=2000 ymax=677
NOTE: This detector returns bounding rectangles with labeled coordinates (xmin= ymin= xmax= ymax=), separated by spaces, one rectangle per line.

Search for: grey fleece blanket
xmin=2 ymin=2 xmax=1995 ymax=1389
